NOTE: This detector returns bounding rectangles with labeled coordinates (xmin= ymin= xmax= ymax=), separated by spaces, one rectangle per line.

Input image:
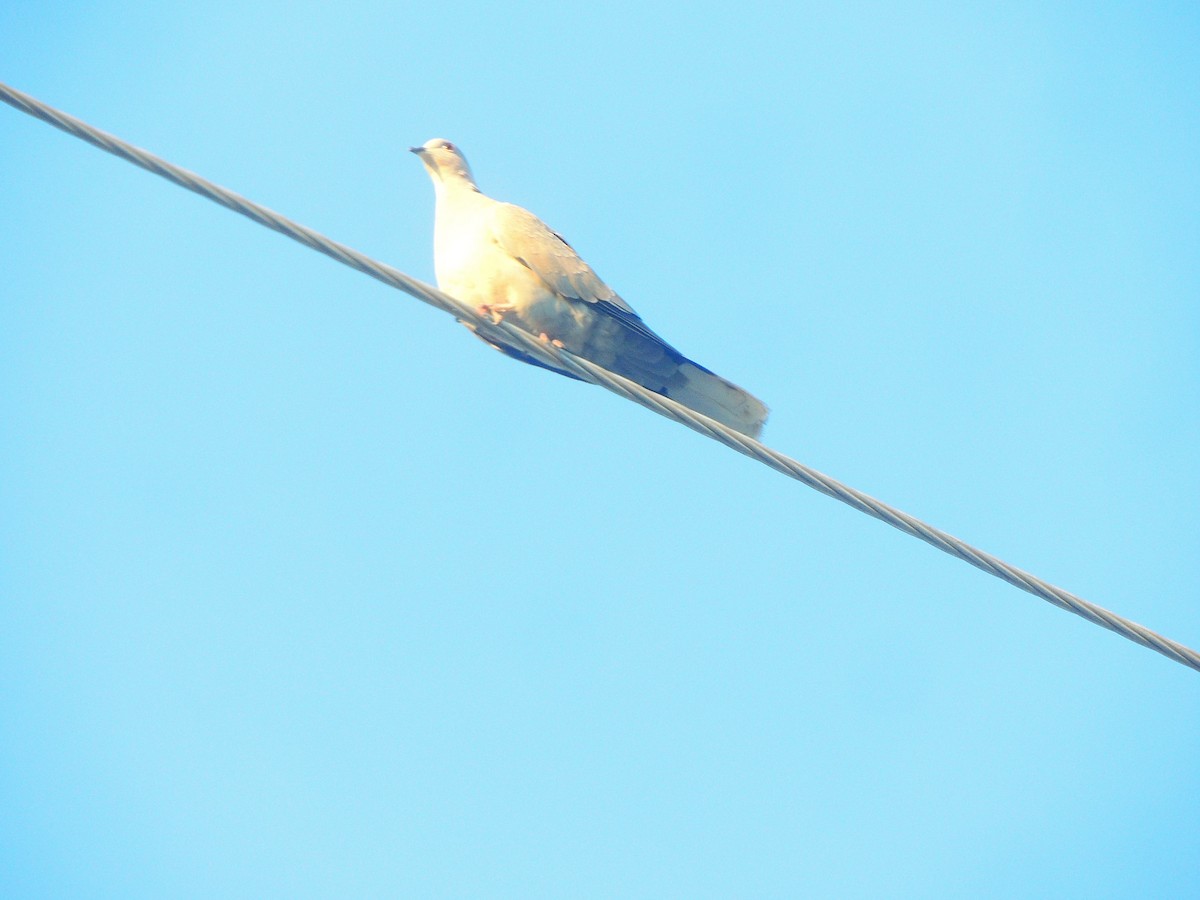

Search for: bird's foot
xmin=538 ymin=332 xmax=565 ymax=348
xmin=477 ymin=302 xmax=515 ymax=324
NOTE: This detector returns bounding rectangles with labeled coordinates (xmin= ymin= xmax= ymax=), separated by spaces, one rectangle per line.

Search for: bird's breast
xmin=434 ymin=217 xmax=592 ymax=348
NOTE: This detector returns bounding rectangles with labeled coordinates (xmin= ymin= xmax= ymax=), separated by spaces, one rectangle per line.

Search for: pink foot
xmin=478 ymin=302 xmax=516 ymax=324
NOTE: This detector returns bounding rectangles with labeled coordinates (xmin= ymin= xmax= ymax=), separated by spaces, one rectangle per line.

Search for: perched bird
xmin=411 ymin=138 xmax=769 ymax=437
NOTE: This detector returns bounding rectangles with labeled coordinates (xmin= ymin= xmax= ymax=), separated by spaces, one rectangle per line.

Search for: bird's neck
xmin=434 ymin=169 xmax=481 ymax=198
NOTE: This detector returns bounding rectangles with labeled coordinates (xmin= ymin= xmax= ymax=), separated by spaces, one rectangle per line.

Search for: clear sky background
xmin=2 ymin=3 xmax=1198 ymax=897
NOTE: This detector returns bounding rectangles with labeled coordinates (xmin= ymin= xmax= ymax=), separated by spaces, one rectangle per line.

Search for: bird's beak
xmin=409 ymin=146 xmax=425 ymax=156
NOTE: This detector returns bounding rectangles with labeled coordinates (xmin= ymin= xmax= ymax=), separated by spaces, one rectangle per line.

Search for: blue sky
xmin=2 ymin=2 xmax=1198 ymax=896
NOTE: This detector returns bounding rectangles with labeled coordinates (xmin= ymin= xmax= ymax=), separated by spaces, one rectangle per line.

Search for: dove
xmin=411 ymin=138 xmax=769 ymax=437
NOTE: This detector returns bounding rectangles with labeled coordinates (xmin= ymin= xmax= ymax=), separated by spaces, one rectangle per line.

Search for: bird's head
xmin=410 ymin=138 xmax=476 ymax=187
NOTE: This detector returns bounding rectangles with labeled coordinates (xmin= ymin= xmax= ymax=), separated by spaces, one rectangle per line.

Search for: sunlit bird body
xmin=411 ymin=139 xmax=768 ymax=437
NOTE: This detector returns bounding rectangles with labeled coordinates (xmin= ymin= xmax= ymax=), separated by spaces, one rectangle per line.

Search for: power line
xmin=3 ymin=80 xmax=1196 ymax=674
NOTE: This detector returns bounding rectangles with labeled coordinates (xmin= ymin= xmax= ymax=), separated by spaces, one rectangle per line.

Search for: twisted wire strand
xmin=4 ymin=80 xmax=1197 ymax=674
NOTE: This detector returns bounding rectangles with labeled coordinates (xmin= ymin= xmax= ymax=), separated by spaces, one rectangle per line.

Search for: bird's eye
xmin=441 ymin=142 xmax=454 ymax=150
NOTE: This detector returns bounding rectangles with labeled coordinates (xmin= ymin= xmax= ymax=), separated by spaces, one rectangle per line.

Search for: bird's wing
xmin=486 ymin=201 xmax=769 ymax=438
xmin=488 ymin=202 xmax=670 ymax=345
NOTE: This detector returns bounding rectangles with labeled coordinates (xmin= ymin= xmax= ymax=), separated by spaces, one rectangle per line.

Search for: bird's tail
xmin=666 ymin=361 xmax=769 ymax=438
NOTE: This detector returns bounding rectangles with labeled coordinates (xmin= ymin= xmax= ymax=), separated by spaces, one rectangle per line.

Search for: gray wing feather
xmin=488 ymin=203 xmax=619 ymax=304
xmin=489 ymin=204 xmax=662 ymax=334
xmin=486 ymin=203 xmax=768 ymax=437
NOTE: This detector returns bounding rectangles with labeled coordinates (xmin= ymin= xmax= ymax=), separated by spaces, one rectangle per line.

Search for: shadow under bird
xmin=411 ymin=139 xmax=769 ymax=437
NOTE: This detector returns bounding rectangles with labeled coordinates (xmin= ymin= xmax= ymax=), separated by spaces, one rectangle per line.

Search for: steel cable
xmin=4 ymin=80 xmax=1196 ymax=673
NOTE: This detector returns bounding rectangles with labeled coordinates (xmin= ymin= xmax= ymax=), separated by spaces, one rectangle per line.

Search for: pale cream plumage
xmin=411 ymin=138 xmax=768 ymax=437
